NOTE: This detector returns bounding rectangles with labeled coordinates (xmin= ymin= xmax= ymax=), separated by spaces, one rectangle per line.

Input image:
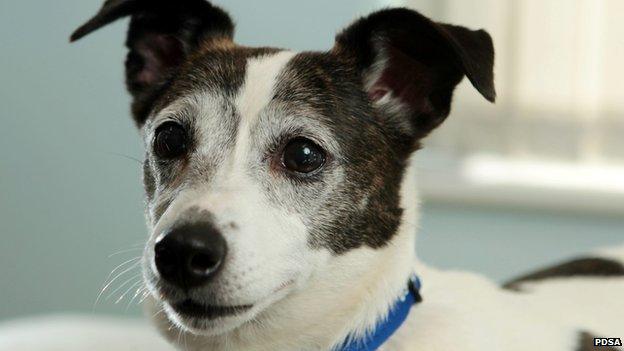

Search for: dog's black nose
xmin=154 ymin=222 xmax=227 ymax=288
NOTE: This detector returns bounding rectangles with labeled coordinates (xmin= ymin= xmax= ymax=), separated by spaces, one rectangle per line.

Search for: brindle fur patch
xmin=270 ymin=52 xmax=410 ymax=254
xmin=503 ymin=258 xmax=624 ymax=291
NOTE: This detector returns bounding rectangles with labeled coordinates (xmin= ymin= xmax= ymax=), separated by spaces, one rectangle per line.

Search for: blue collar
xmin=333 ymin=276 xmax=422 ymax=351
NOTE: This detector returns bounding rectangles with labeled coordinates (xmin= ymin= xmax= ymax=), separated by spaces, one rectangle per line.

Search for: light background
xmin=1 ymin=0 xmax=622 ymax=321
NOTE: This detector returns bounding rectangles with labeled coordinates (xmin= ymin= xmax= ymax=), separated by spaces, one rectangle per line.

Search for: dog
xmin=70 ymin=1 xmax=624 ymax=350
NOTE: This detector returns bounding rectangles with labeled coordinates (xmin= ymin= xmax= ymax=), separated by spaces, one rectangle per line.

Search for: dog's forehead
xmin=143 ymin=47 xmax=265 ymax=119
xmin=234 ymin=50 xmax=298 ymax=124
xmin=149 ymin=47 xmax=362 ymax=127
xmin=150 ymin=48 xmax=305 ymax=122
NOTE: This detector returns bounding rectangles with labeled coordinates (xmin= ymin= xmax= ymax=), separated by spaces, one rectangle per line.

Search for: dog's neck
xmin=150 ymin=156 xmax=420 ymax=351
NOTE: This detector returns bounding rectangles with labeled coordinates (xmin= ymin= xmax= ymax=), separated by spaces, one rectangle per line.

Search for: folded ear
xmin=70 ymin=0 xmax=235 ymax=124
xmin=333 ymin=8 xmax=495 ymax=140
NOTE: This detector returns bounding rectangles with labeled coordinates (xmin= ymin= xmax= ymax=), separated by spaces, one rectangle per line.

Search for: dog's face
xmin=140 ymin=49 xmax=412 ymax=334
xmin=72 ymin=0 xmax=494 ymax=337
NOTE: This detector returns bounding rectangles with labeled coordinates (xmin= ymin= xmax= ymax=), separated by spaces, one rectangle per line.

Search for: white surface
xmin=0 ymin=315 xmax=173 ymax=351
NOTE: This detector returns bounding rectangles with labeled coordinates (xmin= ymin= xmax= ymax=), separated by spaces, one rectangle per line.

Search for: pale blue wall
xmin=418 ymin=203 xmax=623 ymax=281
xmin=1 ymin=0 xmax=622 ymax=322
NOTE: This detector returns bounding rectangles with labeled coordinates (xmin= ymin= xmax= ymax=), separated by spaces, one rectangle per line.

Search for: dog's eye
xmin=154 ymin=121 xmax=188 ymax=159
xmin=282 ymin=137 xmax=326 ymax=174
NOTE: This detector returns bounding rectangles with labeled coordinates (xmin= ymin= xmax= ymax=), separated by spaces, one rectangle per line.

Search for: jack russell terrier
xmin=68 ymin=0 xmax=624 ymax=350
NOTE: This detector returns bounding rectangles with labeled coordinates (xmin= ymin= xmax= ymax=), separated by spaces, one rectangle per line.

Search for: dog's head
xmin=72 ymin=0 xmax=494 ymax=339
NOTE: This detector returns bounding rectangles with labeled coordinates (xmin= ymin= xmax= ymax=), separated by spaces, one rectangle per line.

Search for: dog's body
xmin=66 ymin=1 xmax=624 ymax=350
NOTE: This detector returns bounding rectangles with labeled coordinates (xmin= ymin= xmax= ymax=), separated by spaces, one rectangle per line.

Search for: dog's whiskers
xmin=103 ymin=256 xmax=141 ymax=281
xmin=176 ymin=327 xmax=184 ymax=350
xmin=108 ymin=247 xmax=143 ymax=258
xmin=93 ymin=259 xmax=141 ymax=310
xmin=152 ymin=306 xmax=166 ymax=319
xmin=114 ymin=278 xmax=143 ymax=304
xmin=183 ymin=329 xmax=190 ymax=351
xmin=106 ymin=273 xmax=142 ymax=302
xmin=107 ymin=152 xmax=144 ymax=165
xmin=125 ymin=285 xmax=148 ymax=310
xmin=139 ymin=290 xmax=151 ymax=304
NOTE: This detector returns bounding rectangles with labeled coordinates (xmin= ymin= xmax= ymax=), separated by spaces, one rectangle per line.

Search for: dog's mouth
xmin=152 ymin=278 xmax=298 ymax=335
xmin=171 ymin=299 xmax=252 ymax=319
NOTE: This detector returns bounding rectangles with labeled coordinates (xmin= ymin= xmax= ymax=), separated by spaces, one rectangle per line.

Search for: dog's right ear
xmin=70 ymin=0 xmax=235 ymax=124
xmin=333 ymin=8 xmax=495 ymax=143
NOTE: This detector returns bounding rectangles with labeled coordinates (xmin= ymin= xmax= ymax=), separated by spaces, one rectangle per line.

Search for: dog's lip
xmin=172 ymin=299 xmax=252 ymax=319
xmin=162 ymin=278 xmax=296 ymax=324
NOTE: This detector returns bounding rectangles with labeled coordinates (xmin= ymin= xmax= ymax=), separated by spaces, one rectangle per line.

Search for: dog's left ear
xmin=334 ymin=8 xmax=495 ymax=140
xmin=70 ymin=0 xmax=235 ymax=124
